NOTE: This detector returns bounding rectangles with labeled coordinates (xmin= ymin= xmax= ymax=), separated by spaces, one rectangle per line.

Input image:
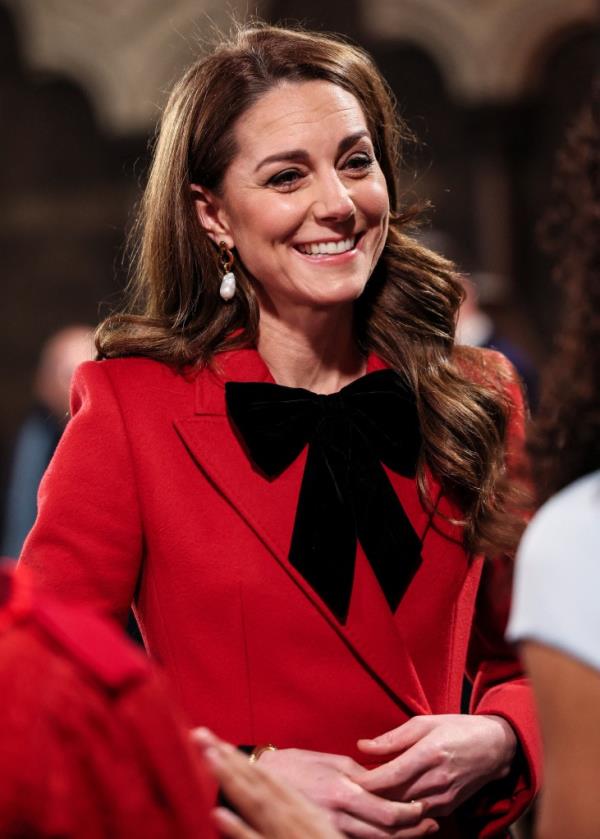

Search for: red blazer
xmin=19 ymin=348 xmax=541 ymax=837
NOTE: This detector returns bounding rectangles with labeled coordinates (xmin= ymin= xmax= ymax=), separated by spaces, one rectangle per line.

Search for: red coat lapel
xmin=174 ymin=349 xmax=431 ymax=716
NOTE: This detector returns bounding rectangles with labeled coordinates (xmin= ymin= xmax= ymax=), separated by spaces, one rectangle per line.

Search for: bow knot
xmin=226 ymin=369 xmax=422 ymax=623
xmin=317 ymin=391 xmax=344 ymax=416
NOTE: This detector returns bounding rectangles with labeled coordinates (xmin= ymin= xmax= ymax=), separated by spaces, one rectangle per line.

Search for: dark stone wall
xmin=0 ymin=5 xmax=150 ymax=502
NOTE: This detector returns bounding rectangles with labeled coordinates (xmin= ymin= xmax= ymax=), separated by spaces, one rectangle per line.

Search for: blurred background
xmin=1 ymin=0 xmax=599 ymax=552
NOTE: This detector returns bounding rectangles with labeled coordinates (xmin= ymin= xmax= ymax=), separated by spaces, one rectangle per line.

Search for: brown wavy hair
xmin=529 ymin=84 xmax=600 ymax=504
xmin=96 ymin=22 xmax=526 ymax=556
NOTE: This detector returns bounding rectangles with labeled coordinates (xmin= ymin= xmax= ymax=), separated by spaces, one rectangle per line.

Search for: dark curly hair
xmin=96 ymin=22 xmax=527 ymax=556
xmin=529 ymin=82 xmax=600 ymax=503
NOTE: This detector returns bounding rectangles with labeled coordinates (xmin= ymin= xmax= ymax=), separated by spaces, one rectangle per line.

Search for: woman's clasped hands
xmin=256 ymin=714 xmax=517 ymax=837
xmin=357 ymin=714 xmax=518 ymax=819
xmin=258 ymin=748 xmax=438 ymax=838
xmin=194 ymin=714 xmax=518 ymax=838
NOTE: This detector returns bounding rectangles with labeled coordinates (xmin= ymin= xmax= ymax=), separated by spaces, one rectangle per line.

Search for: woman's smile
xmin=293 ymin=233 xmax=366 ymax=260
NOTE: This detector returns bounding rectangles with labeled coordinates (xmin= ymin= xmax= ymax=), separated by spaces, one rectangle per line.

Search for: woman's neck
xmin=257 ymin=304 xmax=366 ymax=394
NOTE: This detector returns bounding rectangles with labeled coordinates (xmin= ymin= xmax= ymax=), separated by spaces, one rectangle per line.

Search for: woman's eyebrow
xmin=254 ymin=149 xmax=309 ymax=172
xmin=254 ymin=129 xmax=371 ymax=173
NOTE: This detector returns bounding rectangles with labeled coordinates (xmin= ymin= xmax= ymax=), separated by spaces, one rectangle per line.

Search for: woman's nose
xmin=311 ymin=174 xmax=355 ymax=222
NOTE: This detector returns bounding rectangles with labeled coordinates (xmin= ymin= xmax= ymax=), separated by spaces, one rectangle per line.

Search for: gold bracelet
xmin=248 ymin=743 xmax=277 ymax=763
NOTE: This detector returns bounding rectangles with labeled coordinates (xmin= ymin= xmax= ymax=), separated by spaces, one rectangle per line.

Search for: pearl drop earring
xmin=218 ymin=241 xmax=236 ymax=301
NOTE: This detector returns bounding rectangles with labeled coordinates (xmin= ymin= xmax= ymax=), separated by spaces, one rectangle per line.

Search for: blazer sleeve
xmin=18 ymin=361 xmax=143 ymax=624
xmin=461 ymin=357 xmax=542 ymax=836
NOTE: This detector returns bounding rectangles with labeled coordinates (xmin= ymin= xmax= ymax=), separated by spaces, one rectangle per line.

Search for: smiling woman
xmin=20 ymin=22 xmax=541 ymax=839
xmin=193 ymin=80 xmax=389 ymax=342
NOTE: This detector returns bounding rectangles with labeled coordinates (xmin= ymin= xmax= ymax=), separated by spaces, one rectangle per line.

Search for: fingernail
xmin=190 ymin=726 xmax=214 ymax=745
xmin=428 ymin=825 xmax=439 ymax=834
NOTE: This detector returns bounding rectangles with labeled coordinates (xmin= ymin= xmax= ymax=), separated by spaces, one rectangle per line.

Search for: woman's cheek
xmin=364 ymin=176 xmax=390 ymax=221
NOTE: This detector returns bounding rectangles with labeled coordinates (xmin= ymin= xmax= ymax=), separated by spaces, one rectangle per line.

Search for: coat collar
xmin=176 ymin=348 xmax=431 ymax=716
xmin=194 ymin=348 xmax=393 ymax=416
xmin=194 ymin=349 xmax=272 ymax=415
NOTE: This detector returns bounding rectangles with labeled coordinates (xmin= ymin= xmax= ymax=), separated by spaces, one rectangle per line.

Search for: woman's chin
xmin=298 ymin=288 xmax=366 ymax=311
xmin=291 ymin=276 xmax=369 ymax=310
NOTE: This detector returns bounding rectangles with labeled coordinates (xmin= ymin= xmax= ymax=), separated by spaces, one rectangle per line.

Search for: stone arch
xmin=361 ymin=0 xmax=474 ymax=102
xmin=362 ymin=0 xmax=599 ymax=103
xmin=5 ymin=0 xmax=599 ymax=131
xmin=3 ymin=0 xmax=264 ymax=134
xmin=487 ymin=0 xmax=600 ymax=101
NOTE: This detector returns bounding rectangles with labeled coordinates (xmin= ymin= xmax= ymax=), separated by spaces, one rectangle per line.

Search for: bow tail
xmin=288 ymin=442 xmax=357 ymax=624
xmin=353 ymin=456 xmax=422 ymax=613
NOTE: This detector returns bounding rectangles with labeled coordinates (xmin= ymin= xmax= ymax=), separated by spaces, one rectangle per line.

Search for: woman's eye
xmin=267 ymin=169 xmax=302 ymax=189
xmin=344 ymin=153 xmax=374 ymax=172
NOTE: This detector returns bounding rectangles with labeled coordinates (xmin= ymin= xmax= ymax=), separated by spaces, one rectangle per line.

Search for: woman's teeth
xmin=296 ymin=237 xmax=355 ymax=256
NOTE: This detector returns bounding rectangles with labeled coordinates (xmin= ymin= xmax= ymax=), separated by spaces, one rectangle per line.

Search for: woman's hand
xmin=195 ymin=729 xmax=343 ymax=839
xmin=255 ymin=746 xmax=438 ymax=837
xmin=357 ymin=714 xmax=517 ymax=818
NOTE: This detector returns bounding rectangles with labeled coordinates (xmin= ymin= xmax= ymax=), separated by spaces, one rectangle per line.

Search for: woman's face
xmin=196 ymin=80 xmax=390 ymax=313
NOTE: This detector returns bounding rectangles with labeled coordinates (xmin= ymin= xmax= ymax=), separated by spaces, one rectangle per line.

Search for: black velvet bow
xmin=225 ymin=369 xmax=423 ymax=624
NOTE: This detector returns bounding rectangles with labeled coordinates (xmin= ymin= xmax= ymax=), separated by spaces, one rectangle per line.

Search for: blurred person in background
xmin=19 ymin=24 xmax=541 ymax=838
xmin=507 ymin=85 xmax=600 ymax=839
xmin=455 ymin=273 xmax=538 ymax=410
xmin=1 ymin=325 xmax=94 ymax=559
xmin=420 ymin=231 xmax=539 ymax=409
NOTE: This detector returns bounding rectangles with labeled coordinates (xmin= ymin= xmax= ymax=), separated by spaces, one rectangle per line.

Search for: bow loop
xmin=225 ymin=382 xmax=318 ymax=478
xmin=226 ymin=369 xmax=422 ymax=623
xmin=340 ymin=373 xmax=422 ymax=476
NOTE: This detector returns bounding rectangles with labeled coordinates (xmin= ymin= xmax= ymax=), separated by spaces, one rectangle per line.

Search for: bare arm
xmin=523 ymin=641 xmax=600 ymax=839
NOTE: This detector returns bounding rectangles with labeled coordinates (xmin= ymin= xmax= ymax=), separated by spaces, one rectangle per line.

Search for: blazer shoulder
xmin=72 ymin=357 xmax=197 ymax=405
xmin=75 ymin=356 xmax=183 ymax=385
xmin=452 ymin=345 xmax=522 ymax=394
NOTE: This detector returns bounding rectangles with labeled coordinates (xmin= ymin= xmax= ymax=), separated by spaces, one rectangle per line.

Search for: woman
xmin=19 ymin=24 xmax=540 ymax=838
xmin=507 ymin=87 xmax=600 ymax=839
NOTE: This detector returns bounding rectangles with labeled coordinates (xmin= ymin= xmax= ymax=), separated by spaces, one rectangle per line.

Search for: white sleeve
xmin=507 ymin=470 xmax=600 ymax=671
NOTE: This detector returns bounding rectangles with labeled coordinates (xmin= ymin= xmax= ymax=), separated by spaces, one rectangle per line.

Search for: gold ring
xmin=248 ymin=743 xmax=277 ymax=763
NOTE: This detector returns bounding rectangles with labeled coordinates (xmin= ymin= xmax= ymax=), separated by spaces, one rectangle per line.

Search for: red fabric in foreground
xmin=0 ymin=569 xmax=215 ymax=838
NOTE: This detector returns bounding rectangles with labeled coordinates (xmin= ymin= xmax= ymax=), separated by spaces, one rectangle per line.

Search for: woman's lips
xmin=292 ymin=232 xmax=365 ymax=262
xmin=295 ymin=235 xmax=355 ymax=256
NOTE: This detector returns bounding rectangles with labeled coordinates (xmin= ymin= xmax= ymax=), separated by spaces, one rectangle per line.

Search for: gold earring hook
xmin=218 ymin=241 xmax=234 ymax=273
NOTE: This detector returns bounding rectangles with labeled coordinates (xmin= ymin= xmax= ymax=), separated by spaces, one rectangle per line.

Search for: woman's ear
xmin=190 ymin=184 xmax=234 ymax=248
